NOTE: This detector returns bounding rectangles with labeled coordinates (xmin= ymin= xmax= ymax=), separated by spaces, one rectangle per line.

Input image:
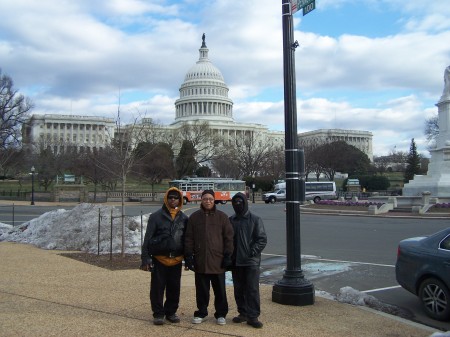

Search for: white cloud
xmin=0 ymin=0 xmax=449 ymax=156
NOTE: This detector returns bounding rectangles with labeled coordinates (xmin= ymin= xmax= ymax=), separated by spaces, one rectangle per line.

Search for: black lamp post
xmin=272 ymin=0 xmax=314 ymax=306
xmin=30 ymin=166 xmax=35 ymax=205
xmin=252 ymin=183 xmax=256 ymax=204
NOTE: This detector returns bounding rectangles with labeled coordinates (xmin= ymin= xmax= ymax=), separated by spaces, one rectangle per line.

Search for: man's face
xmin=232 ymin=197 xmax=245 ymax=214
xmin=201 ymin=194 xmax=215 ymax=210
xmin=167 ymin=193 xmax=180 ymax=208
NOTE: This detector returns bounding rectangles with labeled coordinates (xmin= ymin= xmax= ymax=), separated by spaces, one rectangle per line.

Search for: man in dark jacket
xmin=141 ymin=187 xmax=188 ymax=325
xmin=184 ymin=189 xmax=234 ymax=326
xmin=229 ymin=192 xmax=267 ymax=328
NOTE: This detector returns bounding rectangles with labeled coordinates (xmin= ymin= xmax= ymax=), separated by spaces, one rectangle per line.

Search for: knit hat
xmin=201 ymin=189 xmax=215 ymax=198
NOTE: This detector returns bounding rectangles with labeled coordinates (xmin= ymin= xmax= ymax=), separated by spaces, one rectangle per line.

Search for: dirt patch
xmin=59 ymin=252 xmax=141 ymax=271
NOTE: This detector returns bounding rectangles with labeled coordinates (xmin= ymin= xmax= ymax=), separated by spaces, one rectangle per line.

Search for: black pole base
xmin=272 ymin=276 xmax=315 ymax=306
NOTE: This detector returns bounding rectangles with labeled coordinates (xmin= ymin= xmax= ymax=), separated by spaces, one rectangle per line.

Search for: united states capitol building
xmin=22 ymin=36 xmax=373 ymax=161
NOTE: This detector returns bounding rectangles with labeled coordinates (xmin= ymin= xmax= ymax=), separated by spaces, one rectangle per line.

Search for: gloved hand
xmin=140 ymin=257 xmax=153 ymax=272
xmin=185 ymin=255 xmax=195 ymax=271
xmin=221 ymin=254 xmax=233 ymax=270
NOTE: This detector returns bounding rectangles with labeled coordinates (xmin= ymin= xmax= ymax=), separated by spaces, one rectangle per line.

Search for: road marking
xmin=262 ymin=253 xmax=395 ymax=268
xmin=362 ymin=285 xmax=401 ymax=293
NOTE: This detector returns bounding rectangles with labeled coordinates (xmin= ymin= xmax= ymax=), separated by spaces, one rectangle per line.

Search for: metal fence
xmin=0 ymin=204 xmax=147 ymax=260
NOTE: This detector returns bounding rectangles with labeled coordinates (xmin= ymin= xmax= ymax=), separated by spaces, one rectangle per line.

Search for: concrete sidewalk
xmin=0 ymin=242 xmax=439 ymax=337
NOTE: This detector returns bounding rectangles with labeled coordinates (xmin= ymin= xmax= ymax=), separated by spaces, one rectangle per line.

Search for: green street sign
xmin=291 ymin=0 xmax=314 ymax=14
xmin=303 ymin=0 xmax=315 ymax=15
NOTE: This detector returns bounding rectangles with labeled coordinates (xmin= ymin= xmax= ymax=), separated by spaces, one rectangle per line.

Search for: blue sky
xmin=1 ymin=0 xmax=449 ymax=156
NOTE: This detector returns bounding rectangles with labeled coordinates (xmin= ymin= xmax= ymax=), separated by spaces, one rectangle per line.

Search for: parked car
xmin=395 ymin=227 xmax=450 ymax=321
xmin=262 ymin=189 xmax=286 ymax=203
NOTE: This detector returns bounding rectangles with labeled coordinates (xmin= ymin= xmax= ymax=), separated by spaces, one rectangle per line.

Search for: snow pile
xmin=0 ymin=203 xmax=149 ymax=254
xmin=0 ymin=222 xmax=12 ymax=230
xmin=336 ymin=286 xmax=412 ymax=319
xmin=430 ymin=332 xmax=450 ymax=337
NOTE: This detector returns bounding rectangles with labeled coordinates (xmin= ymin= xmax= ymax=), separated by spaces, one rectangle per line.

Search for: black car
xmin=395 ymin=227 xmax=450 ymax=321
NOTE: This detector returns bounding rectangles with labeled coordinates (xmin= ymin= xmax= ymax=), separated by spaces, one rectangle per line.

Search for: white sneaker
xmin=216 ymin=317 xmax=226 ymax=325
xmin=191 ymin=317 xmax=204 ymax=324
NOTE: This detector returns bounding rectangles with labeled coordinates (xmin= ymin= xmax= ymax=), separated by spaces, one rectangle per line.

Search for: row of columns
xmin=176 ymin=101 xmax=232 ymax=118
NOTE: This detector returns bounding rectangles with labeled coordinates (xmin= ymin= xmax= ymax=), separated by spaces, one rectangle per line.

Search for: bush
xmin=316 ymin=200 xmax=383 ymax=207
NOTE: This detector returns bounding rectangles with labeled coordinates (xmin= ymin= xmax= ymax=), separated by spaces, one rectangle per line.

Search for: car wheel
xmin=220 ymin=200 xmax=227 ymax=205
xmin=183 ymin=197 xmax=188 ymax=205
xmin=419 ymin=278 xmax=450 ymax=321
xmin=269 ymin=197 xmax=276 ymax=204
xmin=313 ymin=196 xmax=321 ymax=203
xmin=265 ymin=200 xmax=270 ymax=204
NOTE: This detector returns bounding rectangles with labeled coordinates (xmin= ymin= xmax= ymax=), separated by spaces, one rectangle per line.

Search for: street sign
xmin=291 ymin=0 xmax=314 ymax=14
xmin=303 ymin=0 xmax=315 ymax=15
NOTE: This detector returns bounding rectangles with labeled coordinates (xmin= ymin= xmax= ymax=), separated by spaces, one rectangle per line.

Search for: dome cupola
xmin=174 ymin=34 xmax=234 ymax=123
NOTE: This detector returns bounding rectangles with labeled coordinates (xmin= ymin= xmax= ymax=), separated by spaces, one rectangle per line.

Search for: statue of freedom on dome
xmin=201 ymin=33 xmax=207 ymax=48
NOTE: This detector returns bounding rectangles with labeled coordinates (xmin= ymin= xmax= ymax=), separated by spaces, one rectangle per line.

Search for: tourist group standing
xmin=142 ymin=188 xmax=267 ymax=328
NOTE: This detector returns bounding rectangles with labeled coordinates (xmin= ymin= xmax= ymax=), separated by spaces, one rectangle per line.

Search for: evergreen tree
xmin=176 ymin=140 xmax=198 ymax=178
xmin=404 ymin=138 xmax=421 ymax=182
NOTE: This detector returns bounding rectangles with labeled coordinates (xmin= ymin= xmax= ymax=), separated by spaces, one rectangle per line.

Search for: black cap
xmin=201 ymin=189 xmax=215 ymax=198
xmin=167 ymin=190 xmax=179 ymax=198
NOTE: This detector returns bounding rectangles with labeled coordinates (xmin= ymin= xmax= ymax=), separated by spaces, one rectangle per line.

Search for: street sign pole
xmin=272 ymin=0 xmax=315 ymax=306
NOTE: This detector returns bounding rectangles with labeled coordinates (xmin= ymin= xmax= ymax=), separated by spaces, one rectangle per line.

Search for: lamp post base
xmin=272 ymin=275 xmax=315 ymax=306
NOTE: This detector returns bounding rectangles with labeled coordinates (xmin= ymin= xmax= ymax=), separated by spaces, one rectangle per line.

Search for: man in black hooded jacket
xmin=229 ymin=192 xmax=267 ymax=328
xmin=141 ymin=187 xmax=188 ymax=325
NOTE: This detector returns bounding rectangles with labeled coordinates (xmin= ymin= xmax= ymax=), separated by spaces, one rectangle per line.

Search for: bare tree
xmin=0 ymin=70 xmax=33 ymax=173
xmin=177 ymin=120 xmax=223 ymax=164
xmin=95 ymin=108 xmax=168 ymax=256
xmin=212 ymin=133 xmax=275 ymax=178
xmin=424 ymin=114 xmax=439 ymax=147
xmin=258 ymin=145 xmax=285 ymax=182
xmin=212 ymin=147 xmax=241 ymax=178
xmin=134 ymin=141 xmax=175 ymax=197
xmin=0 ymin=147 xmax=24 ymax=177
xmin=300 ymin=143 xmax=322 ymax=181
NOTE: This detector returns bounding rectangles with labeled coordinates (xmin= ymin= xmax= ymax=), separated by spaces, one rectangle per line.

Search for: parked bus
xmin=273 ymin=181 xmax=337 ymax=203
xmin=169 ymin=177 xmax=247 ymax=205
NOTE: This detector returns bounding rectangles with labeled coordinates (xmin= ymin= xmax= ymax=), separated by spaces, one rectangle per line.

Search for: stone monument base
xmin=403 ymin=173 xmax=450 ymax=197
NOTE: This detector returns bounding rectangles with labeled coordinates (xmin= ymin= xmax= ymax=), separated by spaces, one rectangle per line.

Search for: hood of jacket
xmin=164 ymin=187 xmax=183 ymax=211
xmin=232 ymin=192 xmax=248 ymax=216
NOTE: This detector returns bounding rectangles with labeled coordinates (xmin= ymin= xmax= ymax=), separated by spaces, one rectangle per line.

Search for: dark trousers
xmin=194 ymin=272 xmax=228 ymax=319
xmin=150 ymin=259 xmax=182 ymax=318
xmin=231 ymin=265 xmax=261 ymax=319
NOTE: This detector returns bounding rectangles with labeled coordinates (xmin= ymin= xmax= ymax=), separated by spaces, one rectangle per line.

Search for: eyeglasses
xmin=168 ymin=196 xmax=179 ymax=200
xmin=202 ymin=198 xmax=214 ymax=202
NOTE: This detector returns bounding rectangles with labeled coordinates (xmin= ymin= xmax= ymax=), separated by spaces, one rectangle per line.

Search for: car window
xmin=439 ymin=234 xmax=450 ymax=250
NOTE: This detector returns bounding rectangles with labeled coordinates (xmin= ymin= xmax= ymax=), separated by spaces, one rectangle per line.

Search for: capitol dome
xmin=184 ymin=57 xmax=224 ymax=82
xmin=174 ymin=34 xmax=234 ymax=123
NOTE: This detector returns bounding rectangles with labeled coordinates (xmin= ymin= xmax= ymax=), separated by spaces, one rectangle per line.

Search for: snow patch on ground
xmin=336 ymin=286 xmax=412 ymax=319
xmin=0 ymin=203 xmax=149 ymax=254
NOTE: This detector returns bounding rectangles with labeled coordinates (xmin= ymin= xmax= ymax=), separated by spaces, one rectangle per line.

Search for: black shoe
xmin=232 ymin=315 xmax=247 ymax=323
xmin=166 ymin=314 xmax=180 ymax=323
xmin=247 ymin=318 xmax=263 ymax=329
xmin=153 ymin=317 xmax=164 ymax=325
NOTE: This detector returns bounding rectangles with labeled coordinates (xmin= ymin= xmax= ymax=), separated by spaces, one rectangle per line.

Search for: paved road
xmin=1 ymin=201 xmax=449 ymax=331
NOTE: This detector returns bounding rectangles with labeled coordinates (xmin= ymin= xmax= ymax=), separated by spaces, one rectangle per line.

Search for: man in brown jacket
xmin=184 ymin=189 xmax=234 ymax=326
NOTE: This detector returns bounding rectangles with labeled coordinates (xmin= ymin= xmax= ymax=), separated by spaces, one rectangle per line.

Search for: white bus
xmin=274 ymin=181 xmax=337 ymax=203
